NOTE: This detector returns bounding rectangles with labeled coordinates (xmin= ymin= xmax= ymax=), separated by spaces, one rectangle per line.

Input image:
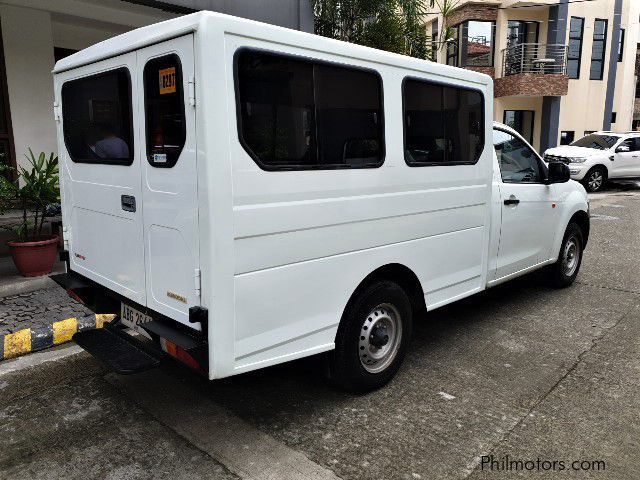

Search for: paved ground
xmin=1 ymin=185 xmax=639 ymax=480
xmin=0 ymin=286 xmax=91 ymax=335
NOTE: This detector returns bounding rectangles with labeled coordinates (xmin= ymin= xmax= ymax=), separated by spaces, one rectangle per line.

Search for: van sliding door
xmin=137 ymin=35 xmax=201 ymax=329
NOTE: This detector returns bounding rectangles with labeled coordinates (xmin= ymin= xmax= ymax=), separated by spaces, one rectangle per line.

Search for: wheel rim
xmin=562 ymin=235 xmax=580 ymax=277
xmin=359 ymin=303 xmax=402 ymax=374
xmin=588 ymin=171 xmax=603 ymax=191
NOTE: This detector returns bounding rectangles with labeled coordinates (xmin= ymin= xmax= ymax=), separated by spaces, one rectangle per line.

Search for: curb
xmin=0 ymin=313 xmax=116 ymax=360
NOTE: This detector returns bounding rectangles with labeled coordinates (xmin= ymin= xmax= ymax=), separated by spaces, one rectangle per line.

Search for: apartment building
xmin=0 ymin=0 xmax=313 ymax=174
xmin=426 ymin=0 xmax=639 ymax=152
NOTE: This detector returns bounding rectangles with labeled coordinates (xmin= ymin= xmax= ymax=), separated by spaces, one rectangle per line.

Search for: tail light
xmin=160 ymin=338 xmax=203 ymax=372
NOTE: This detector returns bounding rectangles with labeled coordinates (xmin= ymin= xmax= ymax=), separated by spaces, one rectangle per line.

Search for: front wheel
xmin=548 ymin=222 xmax=584 ymax=288
xmin=329 ymin=281 xmax=412 ymax=392
xmin=582 ymin=166 xmax=607 ymax=193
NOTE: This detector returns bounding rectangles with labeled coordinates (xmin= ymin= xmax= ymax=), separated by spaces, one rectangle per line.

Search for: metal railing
xmin=501 ymin=43 xmax=568 ymax=76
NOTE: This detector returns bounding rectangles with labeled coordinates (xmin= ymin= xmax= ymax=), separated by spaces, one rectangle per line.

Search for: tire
xmin=548 ymin=222 xmax=584 ymax=288
xmin=582 ymin=166 xmax=607 ymax=193
xmin=329 ymin=281 xmax=413 ymax=392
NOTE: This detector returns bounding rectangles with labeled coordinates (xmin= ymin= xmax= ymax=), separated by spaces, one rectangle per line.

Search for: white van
xmin=54 ymin=12 xmax=589 ymax=391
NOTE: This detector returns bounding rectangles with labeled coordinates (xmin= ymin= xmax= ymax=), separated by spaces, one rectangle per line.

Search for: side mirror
xmin=547 ymin=161 xmax=571 ymax=184
xmin=616 ymin=145 xmax=630 ymax=153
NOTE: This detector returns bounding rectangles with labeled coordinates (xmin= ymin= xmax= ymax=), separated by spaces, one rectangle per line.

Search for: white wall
xmin=51 ymin=17 xmax=128 ymax=51
xmin=0 ymin=4 xmax=57 ymax=167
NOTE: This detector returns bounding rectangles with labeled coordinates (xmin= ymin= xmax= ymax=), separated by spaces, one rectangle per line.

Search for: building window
xmin=504 ymin=20 xmax=540 ymax=76
xmin=236 ymin=49 xmax=384 ymax=170
xmin=560 ymin=131 xmax=575 ymax=145
xmin=590 ymin=19 xmax=608 ymax=80
xmin=567 ymin=17 xmax=584 ymax=79
xmin=431 ymin=23 xmax=439 ymax=61
xmin=506 ymin=20 xmax=539 ymax=47
xmin=611 ymin=112 xmax=617 ymax=124
xmin=446 ymin=27 xmax=458 ymax=66
xmin=503 ymin=110 xmax=534 ymax=145
xmin=617 ymin=28 xmax=625 ymax=62
xmin=446 ymin=21 xmax=495 ymax=67
xmin=403 ymin=78 xmax=484 ymax=166
xmin=61 ymin=68 xmax=134 ymax=165
xmin=144 ymin=54 xmax=186 ymax=168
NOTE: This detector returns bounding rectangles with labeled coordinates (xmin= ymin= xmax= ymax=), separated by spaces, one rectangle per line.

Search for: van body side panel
xmin=224 ymin=33 xmax=493 ymax=373
xmin=202 ymin=22 xmax=238 ymax=379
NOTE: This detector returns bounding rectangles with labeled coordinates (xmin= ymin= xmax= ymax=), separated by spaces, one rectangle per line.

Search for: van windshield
xmin=570 ymin=134 xmax=619 ymax=150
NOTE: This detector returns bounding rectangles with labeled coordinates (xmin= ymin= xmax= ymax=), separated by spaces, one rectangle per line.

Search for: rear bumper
xmin=53 ymin=271 xmax=209 ymax=375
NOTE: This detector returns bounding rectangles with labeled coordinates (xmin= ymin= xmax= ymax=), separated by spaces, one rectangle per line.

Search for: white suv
xmin=544 ymin=131 xmax=640 ymax=192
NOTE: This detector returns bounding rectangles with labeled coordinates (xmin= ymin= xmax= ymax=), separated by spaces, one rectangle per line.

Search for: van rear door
xmin=137 ymin=35 xmax=201 ymax=329
xmin=59 ymin=53 xmax=147 ymax=306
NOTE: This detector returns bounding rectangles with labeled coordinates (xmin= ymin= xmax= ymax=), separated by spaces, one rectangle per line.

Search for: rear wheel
xmin=548 ymin=222 xmax=584 ymax=288
xmin=329 ymin=281 xmax=412 ymax=392
xmin=582 ymin=166 xmax=607 ymax=192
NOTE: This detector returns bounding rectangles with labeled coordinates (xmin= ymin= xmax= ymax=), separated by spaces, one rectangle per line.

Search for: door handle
xmin=121 ymin=195 xmax=136 ymax=212
xmin=504 ymin=196 xmax=520 ymax=206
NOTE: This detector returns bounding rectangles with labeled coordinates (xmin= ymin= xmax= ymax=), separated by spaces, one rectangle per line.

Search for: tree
xmin=312 ymin=0 xmax=431 ymax=59
xmin=425 ymin=0 xmax=462 ymax=55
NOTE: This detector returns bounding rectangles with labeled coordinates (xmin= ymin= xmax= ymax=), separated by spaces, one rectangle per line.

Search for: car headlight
xmin=569 ymin=157 xmax=587 ymax=163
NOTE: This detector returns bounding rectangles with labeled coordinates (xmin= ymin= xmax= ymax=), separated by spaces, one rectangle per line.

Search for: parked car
xmin=53 ymin=12 xmax=590 ymax=392
xmin=544 ymin=131 xmax=640 ymax=192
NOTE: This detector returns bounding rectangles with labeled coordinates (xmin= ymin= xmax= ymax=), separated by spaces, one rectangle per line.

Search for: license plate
xmin=120 ymin=302 xmax=153 ymax=337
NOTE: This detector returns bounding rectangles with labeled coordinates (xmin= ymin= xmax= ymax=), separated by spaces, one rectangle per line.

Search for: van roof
xmin=53 ymin=12 xmax=204 ymax=73
xmin=52 ymin=11 xmax=491 ymax=87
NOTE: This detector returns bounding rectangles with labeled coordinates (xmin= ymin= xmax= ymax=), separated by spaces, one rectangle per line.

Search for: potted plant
xmin=0 ymin=149 xmax=60 ymax=277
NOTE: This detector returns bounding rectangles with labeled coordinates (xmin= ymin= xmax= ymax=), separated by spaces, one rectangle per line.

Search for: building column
xmin=0 ymin=4 xmax=56 ymax=170
xmin=602 ymin=0 xmax=623 ymax=130
xmin=540 ymin=0 xmax=568 ymax=152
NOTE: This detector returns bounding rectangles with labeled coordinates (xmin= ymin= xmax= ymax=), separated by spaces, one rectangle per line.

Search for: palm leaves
xmin=310 ymin=0 xmax=463 ymax=58
xmin=0 ymin=149 xmax=59 ymax=241
xmin=312 ymin=0 xmax=432 ymax=60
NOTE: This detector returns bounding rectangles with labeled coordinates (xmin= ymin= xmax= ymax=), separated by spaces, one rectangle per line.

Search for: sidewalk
xmin=0 ymin=256 xmax=114 ymax=360
xmin=0 ymin=255 xmax=65 ymax=297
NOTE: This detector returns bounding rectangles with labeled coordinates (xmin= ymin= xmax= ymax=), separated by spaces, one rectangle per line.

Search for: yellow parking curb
xmin=52 ymin=317 xmax=78 ymax=345
xmin=3 ymin=328 xmax=32 ymax=359
xmin=1 ymin=313 xmax=116 ymax=360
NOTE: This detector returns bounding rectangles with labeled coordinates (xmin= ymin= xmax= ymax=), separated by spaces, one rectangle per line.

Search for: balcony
xmin=495 ymin=43 xmax=569 ymax=98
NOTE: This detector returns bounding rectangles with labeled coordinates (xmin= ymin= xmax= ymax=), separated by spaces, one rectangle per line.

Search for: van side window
xmin=236 ymin=50 xmax=384 ymax=170
xmin=403 ymin=78 xmax=484 ymax=166
xmin=493 ymin=128 xmax=543 ymax=183
xmin=61 ymin=68 xmax=134 ymax=165
xmin=144 ymin=54 xmax=186 ymax=168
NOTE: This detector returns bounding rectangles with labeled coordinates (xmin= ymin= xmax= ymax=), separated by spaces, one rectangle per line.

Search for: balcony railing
xmin=501 ymin=43 xmax=568 ymax=76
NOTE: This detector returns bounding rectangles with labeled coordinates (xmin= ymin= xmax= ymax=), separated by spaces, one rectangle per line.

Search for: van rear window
xmin=235 ymin=49 xmax=384 ymax=170
xmin=403 ymin=78 xmax=484 ymax=166
xmin=143 ymin=54 xmax=186 ymax=168
xmin=61 ymin=68 xmax=134 ymax=165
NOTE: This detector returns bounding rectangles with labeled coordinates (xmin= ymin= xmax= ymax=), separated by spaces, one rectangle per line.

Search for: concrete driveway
xmin=1 ymin=187 xmax=639 ymax=480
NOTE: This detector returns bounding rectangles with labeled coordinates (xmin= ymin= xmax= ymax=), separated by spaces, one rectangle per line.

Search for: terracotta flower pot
xmin=7 ymin=235 xmax=59 ymax=277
